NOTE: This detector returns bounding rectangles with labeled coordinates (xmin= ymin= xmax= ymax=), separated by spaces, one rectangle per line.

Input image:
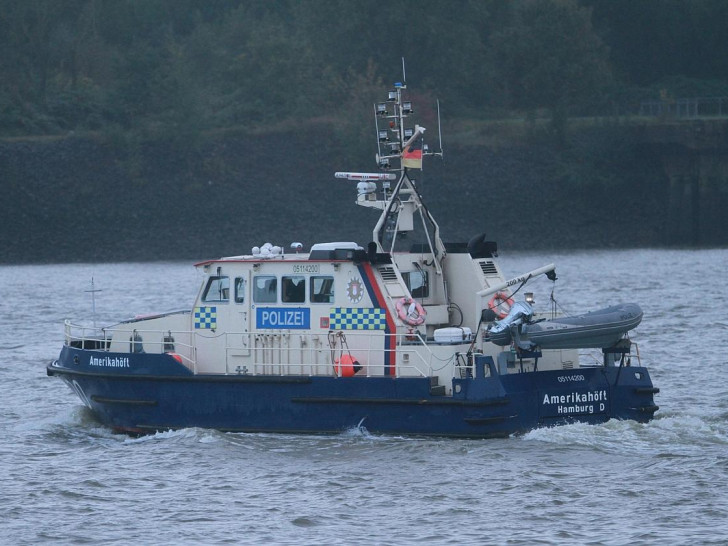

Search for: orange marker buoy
xmin=334 ymin=354 xmax=362 ymax=377
xmin=166 ymin=352 xmax=184 ymax=365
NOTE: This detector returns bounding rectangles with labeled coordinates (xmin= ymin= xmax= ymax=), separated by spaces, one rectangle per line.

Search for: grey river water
xmin=1 ymin=249 xmax=727 ymax=545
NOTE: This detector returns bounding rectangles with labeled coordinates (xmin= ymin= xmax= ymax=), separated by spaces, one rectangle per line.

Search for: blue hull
xmin=48 ymin=346 xmax=659 ymax=437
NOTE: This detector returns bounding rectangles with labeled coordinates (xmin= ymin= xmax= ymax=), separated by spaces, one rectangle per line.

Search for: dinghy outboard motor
xmin=486 ymin=301 xmax=534 ymax=346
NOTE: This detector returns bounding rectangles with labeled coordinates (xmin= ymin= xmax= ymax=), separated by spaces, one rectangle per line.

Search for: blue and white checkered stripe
xmin=194 ymin=306 xmax=217 ymax=329
xmin=329 ymin=307 xmax=386 ymax=330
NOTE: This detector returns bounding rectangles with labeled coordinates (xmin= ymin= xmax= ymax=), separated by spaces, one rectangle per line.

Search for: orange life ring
xmin=396 ymin=297 xmax=427 ymax=326
xmin=488 ymin=291 xmax=515 ymax=319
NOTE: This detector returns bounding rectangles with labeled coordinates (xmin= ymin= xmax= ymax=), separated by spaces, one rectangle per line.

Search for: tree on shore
xmin=488 ymin=0 xmax=612 ymax=142
xmin=0 ymin=0 xmax=725 ymax=139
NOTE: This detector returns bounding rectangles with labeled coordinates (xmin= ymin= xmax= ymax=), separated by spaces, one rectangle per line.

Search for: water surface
xmin=1 ymin=250 xmax=726 ymax=544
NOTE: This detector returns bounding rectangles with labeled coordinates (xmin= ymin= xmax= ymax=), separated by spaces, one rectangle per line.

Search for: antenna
xmin=85 ymin=277 xmax=103 ymax=329
xmin=436 ymin=99 xmax=444 ymax=157
xmin=335 ymin=172 xmax=397 ymax=181
xmin=401 ymin=57 xmax=406 ymax=84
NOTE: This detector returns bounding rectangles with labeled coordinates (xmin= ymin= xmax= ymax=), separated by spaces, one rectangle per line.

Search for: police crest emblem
xmin=346 ymin=277 xmax=364 ymax=303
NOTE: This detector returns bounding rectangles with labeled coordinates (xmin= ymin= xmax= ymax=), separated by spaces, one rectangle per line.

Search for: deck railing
xmin=62 ymin=320 xmax=448 ymax=379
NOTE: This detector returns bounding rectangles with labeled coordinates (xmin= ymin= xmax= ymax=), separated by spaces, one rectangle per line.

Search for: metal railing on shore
xmin=639 ymin=97 xmax=728 ymax=119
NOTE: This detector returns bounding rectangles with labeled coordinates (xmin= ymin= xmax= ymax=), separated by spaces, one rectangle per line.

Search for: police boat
xmin=48 ymin=69 xmax=659 ymax=437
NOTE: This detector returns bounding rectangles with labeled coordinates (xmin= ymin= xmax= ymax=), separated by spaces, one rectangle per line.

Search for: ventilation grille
xmin=479 ymin=260 xmax=498 ymax=276
xmin=379 ymin=266 xmax=398 ymax=282
xmin=562 ymin=361 xmax=574 ymax=369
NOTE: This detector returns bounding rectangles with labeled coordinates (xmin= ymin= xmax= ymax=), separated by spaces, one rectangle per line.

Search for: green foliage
xmin=585 ymin=0 xmax=728 ymax=86
xmin=0 ymin=0 xmax=726 ymax=139
xmin=488 ymin=0 xmax=612 ymax=141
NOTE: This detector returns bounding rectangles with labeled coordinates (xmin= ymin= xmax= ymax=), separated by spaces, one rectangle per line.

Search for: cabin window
xmin=403 ymin=270 xmax=429 ymax=298
xmin=202 ymin=276 xmax=230 ymax=303
xmin=253 ymin=275 xmax=277 ymax=303
xmin=282 ymin=275 xmax=306 ymax=303
xmin=234 ymin=277 xmax=246 ymax=304
xmin=310 ymin=276 xmax=334 ymax=303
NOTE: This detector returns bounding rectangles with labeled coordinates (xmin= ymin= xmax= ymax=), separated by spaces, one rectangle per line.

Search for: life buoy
xmin=488 ymin=291 xmax=515 ymax=319
xmin=396 ymin=297 xmax=427 ymax=326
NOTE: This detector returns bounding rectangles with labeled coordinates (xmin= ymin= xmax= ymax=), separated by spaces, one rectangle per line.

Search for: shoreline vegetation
xmin=2 ymin=0 xmax=728 ymax=262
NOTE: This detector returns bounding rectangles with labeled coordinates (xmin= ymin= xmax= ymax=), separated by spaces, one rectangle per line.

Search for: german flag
xmin=402 ymin=137 xmax=423 ymax=169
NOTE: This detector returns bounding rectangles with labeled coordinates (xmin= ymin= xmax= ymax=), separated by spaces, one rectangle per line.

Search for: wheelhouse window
xmin=282 ymin=275 xmax=305 ymax=303
xmin=403 ymin=270 xmax=429 ymax=298
xmin=202 ymin=276 xmax=230 ymax=303
xmin=234 ymin=277 xmax=246 ymax=304
xmin=253 ymin=275 xmax=277 ymax=303
xmin=310 ymin=276 xmax=334 ymax=303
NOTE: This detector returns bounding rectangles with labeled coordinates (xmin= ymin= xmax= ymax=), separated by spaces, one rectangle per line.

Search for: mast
xmin=338 ymin=64 xmax=445 ymax=268
xmin=372 ymin=66 xmax=445 ymax=265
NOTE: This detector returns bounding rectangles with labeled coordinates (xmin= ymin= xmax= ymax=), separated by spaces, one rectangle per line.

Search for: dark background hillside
xmin=1 ymin=0 xmax=727 ymax=262
xmin=0 ymin=124 xmax=673 ymax=263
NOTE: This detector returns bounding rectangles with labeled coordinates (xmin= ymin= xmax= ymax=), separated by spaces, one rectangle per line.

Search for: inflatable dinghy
xmin=487 ymin=302 xmax=643 ymax=350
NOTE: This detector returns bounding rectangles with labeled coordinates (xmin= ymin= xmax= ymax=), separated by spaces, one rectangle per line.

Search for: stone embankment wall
xmin=1 ymin=124 xmax=725 ymax=264
xmin=636 ymin=120 xmax=728 ymax=247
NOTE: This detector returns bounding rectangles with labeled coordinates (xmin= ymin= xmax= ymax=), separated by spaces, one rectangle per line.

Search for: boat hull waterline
xmin=49 ymin=347 xmax=658 ymax=437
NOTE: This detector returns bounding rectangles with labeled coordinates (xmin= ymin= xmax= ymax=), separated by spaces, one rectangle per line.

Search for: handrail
xmin=62 ymin=320 xmax=438 ymax=379
xmin=63 ymin=320 xmax=197 ymax=366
